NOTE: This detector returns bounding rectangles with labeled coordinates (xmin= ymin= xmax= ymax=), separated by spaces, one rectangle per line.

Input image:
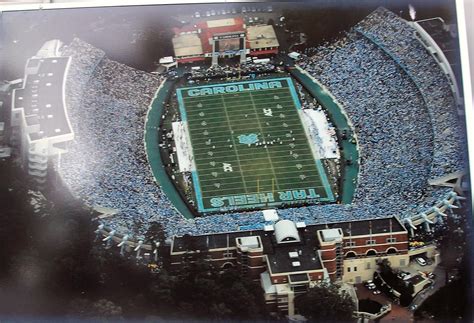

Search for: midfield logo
xmin=238 ymin=133 xmax=259 ymax=145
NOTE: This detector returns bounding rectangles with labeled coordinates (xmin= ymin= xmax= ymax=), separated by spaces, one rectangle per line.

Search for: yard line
xmin=187 ymin=122 xmax=304 ymax=134
xmin=192 ymin=142 xmax=310 ymax=152
xmin=187 ymin=110 xmax=297 ymax=123
xmin=198 ymin=172 xmax=322 ymax=183
xmin=220 ymin=94 xmax=249 ymax=193
xmin=184 ymin=98 xmax=295 ymax=110
xmin=194 ymin=153 xmax=315 ymax=164
xmin=248 ymin=91 xmax=281 ymax=191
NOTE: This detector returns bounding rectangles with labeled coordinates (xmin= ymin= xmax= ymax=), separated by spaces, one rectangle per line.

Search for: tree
xmin=376 ymin=259 xmax=414 ymax=306
xmin=145 ymin=221 xmax=166 ymax=245
xmin=91 ymin=299 xmax=123 ymax=317
xmin=295 ymin=283 xmax=355 ymax=321
xmin=415 ymin=251 xmax=472 ymax=321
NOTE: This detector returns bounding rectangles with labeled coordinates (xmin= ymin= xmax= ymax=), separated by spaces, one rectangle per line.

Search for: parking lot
xmin=354 ymin=256 xmax=445 ymax=321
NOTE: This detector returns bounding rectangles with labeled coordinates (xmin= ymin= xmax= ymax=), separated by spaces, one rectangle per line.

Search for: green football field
xmin=176 ymin=77 xmax=334 ymax=213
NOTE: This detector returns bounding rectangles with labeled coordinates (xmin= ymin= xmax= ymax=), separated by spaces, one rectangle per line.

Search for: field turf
xmin=176 ymin=77 xmax=334 ymax=213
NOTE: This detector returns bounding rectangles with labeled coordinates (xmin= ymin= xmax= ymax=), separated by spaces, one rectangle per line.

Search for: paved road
xmin=410 ymin=265 xmax=447 ymax=309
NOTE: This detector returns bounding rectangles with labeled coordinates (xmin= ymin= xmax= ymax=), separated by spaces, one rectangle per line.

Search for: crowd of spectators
xmin=294 ymin=7 xmax=462 ymax=222
xmin=56 ymin=5 xmax=464 ymax=240
xmin=188 ymin=61 xmax=276 ymax=81
xmin=354 ymin=7 xmax=465 ymax=178
xmin=59 ymin=39 xmax=179 ymax=235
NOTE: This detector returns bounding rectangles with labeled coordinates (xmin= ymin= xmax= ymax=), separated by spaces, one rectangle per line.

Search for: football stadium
xmin=4 ymin=3 xmax=472 ymax=318
xmin=10 ymin=7 xmax=467 ymax=250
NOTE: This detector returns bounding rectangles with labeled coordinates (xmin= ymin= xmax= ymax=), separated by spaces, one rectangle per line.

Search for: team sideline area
xmin=176 ymin=78 xmax=334 ymax=213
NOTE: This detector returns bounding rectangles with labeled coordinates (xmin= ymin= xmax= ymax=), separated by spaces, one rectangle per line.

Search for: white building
xmin=10 ymin=40 xmax=74 ymax=183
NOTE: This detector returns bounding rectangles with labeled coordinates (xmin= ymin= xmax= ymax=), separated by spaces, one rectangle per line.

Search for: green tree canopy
xmin=295 ymin=283 xmax=355 ymax=322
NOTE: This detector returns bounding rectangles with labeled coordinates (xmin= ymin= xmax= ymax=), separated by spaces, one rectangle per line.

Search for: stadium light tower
xmin=421 ymin=213 xmax=434 ymax=232
xmin=94 ymin=224 xmax=104 ymax=241
xmin=134 ymin=240 xmax=144 ymax=259
xmin=449 ymin=191 xmax=466 ymax=207
xmin=102 ymin=230 xmax=116 ymax=248
xmin=118 ymin=235 xmax=129 ymax=256
xmin=431 ymin=207 xmax=448 ymax=224
xmin=404 ymin=218 xmax=417 ymax=237
xmin=442 ymin=198 xmax=459 ymax=210
xmin=153 ymin=241 xmax=160 ymax=262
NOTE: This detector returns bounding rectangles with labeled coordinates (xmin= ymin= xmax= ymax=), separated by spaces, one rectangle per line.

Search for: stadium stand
xmin=57 ymin=6 xmax=465 ymax=242
xmin=354 ymin=8 xmax=464 ymax=179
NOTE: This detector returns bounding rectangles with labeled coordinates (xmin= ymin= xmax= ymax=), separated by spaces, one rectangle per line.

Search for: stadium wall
xmin=144 ymin=78 xmax=194 ymax=219
xmin=290 ymin=66 xmax=359 ymax=204
xmin=409 ymin=21 xmax=463 ymax=110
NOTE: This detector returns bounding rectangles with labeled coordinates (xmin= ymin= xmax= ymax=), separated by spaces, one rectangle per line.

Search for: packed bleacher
xmin=58 ymin=39 xmax=264 ymax=237
xmin=188 ymin=61 xmax=276 ymax=80
xmin=354 ymin=7 xmax=465 ymax=179
xmin=59 ymin=39 xmax=177 ymax=235
xmin=57 ymin=5 xmax=464 ymax=240
xmin=293 ymin=7 xmax=463 ymax=221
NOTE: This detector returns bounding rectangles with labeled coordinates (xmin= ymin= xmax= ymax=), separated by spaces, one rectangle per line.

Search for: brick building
xmin=170 ymin=216 xmax=409 ymax=316
xmin=172 ymin=18 xmax=279 ymax=65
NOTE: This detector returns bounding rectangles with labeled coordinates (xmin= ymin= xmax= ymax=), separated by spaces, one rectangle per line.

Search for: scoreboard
xmin=212 ymin=32 xmax=246 ymax=61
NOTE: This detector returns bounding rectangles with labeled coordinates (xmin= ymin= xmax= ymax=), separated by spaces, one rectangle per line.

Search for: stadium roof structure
xmin=263 ymin=209 xmax=279 ymax=222
xmin=206 ymin=18 xmax=237 ymax=28
xmin=172 ymin=17 xmax=279 ymax=62
xmin=274 ymin=220 xmax=300 ymax=244
xmin=172 ymin=17 xmax=246 ymax=57
xmin=171 ymin=33 xmax=203 ymax=57
xmin=247 ymin=25 xmax=279 ymax=50
xmin=320 ymin=228 xmax=343 ymax=242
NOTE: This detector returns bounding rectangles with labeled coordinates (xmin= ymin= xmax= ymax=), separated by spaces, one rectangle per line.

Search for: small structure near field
xmin=172 ymin=17 xmax=279 ymax=65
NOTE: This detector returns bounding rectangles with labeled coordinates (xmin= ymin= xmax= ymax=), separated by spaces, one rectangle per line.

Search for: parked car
xmin=397 ymin=271 xmax=408 ymax=279
xmin=365 ymin=282 xmax=376 ymax=290
xmin=372 ymin=289 xmax=381 ymax=295
xmin=416 ymin=257 xmax=427 ymax=266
